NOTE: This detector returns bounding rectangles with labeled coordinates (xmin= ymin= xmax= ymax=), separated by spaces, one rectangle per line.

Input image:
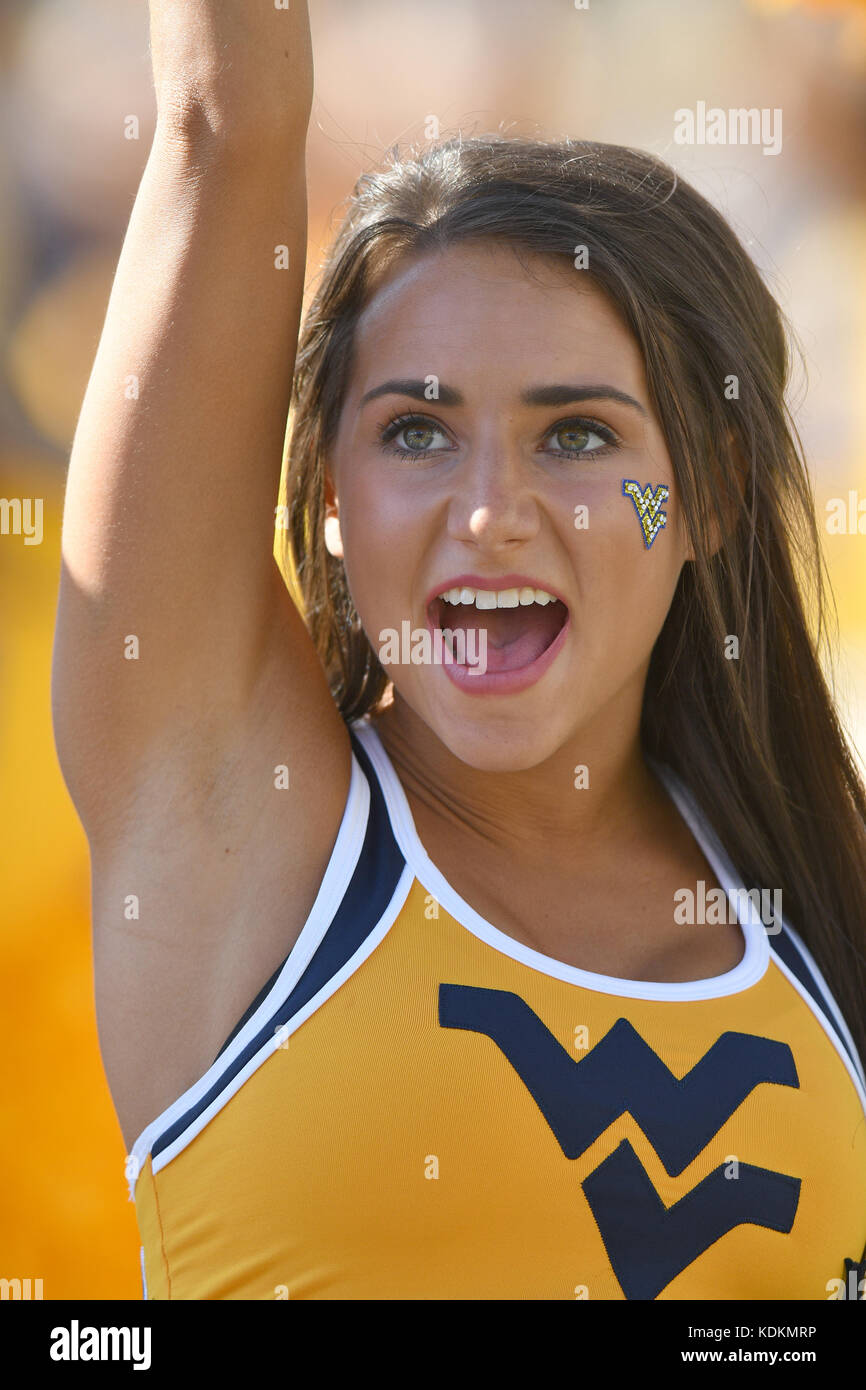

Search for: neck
xmin=370 ymin=689 xmax=667 ymax=873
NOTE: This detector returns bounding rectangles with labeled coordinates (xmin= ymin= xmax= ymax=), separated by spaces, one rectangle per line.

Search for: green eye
xmin=546 ymin=418 xmax=618 ymax=458
xmin=555 ymin=424 xmax=592 ymax=452
xmin=379 ymin=413 xmax=453 ymax=459
xmin=402 ymin=424 xmax=437 ymax=451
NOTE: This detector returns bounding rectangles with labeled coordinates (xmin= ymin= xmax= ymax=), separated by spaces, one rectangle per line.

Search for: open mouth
xmin=428 ymin=583 xmax=569 ymax=674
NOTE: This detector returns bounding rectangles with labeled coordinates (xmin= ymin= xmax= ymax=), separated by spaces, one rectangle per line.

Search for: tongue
xmin=440 ymin=602 xmax=564 ymax=673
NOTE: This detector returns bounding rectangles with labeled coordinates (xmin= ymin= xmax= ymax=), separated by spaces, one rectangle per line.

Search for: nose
xmin=447 ymin=428 xmax=540 ymax=551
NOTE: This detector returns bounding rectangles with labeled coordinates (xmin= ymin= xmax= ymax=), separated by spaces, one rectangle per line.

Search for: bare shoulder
xmin=89 ymin=623 xmax=352 ymax=1154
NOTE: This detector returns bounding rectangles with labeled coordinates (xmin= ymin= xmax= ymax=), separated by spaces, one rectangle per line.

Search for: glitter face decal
xmin=622 ymin=480 xmax=670 ymax=549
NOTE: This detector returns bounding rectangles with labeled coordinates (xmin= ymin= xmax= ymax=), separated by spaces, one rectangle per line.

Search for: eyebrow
xmin=358 ymin=378 xmax=647 ymax=417
xmin=521 ymin=384 xmax=648 ymax=418
xmin=359 ymin=378 xmax=462 ymax=408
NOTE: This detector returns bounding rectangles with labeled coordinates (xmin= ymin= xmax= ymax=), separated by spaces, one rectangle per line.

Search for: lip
xmin=423 ymin=571 xmax=572 ymax=697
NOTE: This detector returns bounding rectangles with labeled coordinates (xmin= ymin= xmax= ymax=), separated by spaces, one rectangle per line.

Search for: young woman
xmin=53 ymin=1 xmax=866 ymax=1300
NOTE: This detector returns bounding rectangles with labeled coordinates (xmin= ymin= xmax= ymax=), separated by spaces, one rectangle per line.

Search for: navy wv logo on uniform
xmin=439 ymin=983 xmax=801 ymax=1300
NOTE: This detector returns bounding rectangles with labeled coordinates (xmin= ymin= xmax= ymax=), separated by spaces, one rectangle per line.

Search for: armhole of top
xmin=210 ymin=724 xmax=403 ymax=1063
xmin=128 ymin=723 xmax=411 ymax=1191
xmin=212 ymin=959 xmax=284 ymax=1065
xmin=211 ymin=730 xmax=368 ymax=1064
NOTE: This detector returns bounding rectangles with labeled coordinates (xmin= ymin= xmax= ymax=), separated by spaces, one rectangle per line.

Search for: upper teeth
xmin=438 ymin=585 xmax=558 ymax=608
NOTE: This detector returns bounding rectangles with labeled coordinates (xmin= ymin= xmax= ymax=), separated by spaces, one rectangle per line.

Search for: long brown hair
xmin=283 ymin=135 xmax=866 ymax=1066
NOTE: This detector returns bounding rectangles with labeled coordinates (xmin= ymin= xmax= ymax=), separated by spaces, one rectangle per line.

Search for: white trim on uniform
xmin=773 ymin=922 xmax=866 ymax=1090
xmin=151 ymin=862 xmax=415 ymax=1177
xmin=127 ymin=715 xmax=866 ymax=1199
xmin=768 ymin=937 xmax=866 ymax=1118
xmin=351 ymin=720 xmax=770 ymax=1002
xmin=129 ymin=748 xmax=375 ymax=1198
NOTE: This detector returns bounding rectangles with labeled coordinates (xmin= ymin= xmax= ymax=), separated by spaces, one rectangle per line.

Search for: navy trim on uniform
xmin=152 ymin=729 xmax=405 ymax=1162
xmin=771 ymin=923 xmax=860 ymax=1075
xmin=213 ymin=959 xmax=284 ymax=1064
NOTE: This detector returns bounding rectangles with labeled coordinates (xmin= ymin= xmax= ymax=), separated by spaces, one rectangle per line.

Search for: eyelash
xmin=376 ymin=411 xmax=620 ymax=460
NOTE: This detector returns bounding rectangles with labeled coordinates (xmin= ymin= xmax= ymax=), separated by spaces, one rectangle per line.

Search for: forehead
xmin=347 ymin=240 xmax=646 ymax=395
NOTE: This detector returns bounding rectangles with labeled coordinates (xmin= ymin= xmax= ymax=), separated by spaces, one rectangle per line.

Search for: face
xmin=325 ymin=241 xmax=691 ymax=772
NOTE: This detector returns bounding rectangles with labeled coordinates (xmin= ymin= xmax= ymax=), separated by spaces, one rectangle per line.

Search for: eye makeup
xmin=375 ymin=411 xmax=621 ymax=461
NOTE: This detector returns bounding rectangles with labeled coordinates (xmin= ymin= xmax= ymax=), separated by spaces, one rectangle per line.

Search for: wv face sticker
xmin=622 ymin=479 xmax=670 ymax=548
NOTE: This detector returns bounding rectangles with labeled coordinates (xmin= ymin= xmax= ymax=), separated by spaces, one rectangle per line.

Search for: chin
xmin=424 ymin=701 xmax=574 ymax=774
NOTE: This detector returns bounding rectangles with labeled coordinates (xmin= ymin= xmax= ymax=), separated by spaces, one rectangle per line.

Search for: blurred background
xmin=1 ymin=0 xmax=864 ymax=1298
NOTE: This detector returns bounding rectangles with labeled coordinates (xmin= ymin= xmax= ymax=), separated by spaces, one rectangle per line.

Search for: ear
xmin=683 ymin=433 xmax=747 ymax=564
xmin=323 ymin=468 xmax=344 ymax=560
xmin=708 ymin=431 xmax=749 ymax=559
xmin=681 ymin=496 xmax=726 ymax=566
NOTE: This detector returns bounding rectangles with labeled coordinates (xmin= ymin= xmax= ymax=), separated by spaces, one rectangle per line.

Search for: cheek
xmin=336 ymin=476 xmax=420 ymax=628
xmin=573 ymin=482 xmax=683 ymax=658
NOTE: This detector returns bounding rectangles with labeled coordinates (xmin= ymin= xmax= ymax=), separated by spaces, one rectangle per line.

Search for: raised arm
xmin=53 ymin=0 xmax=345 ymax=839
